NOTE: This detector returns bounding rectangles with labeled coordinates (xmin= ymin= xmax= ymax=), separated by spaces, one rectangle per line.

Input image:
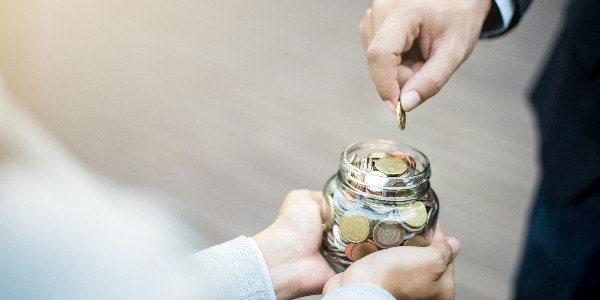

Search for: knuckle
xmin=428 ymin=250 xmax=448 ymax=274
xmin=366 ymin=45 xmax=389 ymax=63
xmin=371 ymin=0 xmax=385 ymax=7
xmin=372 ymin=0 xmax=395 ymax=9
xmin=287 ymin=189 xmax=310 ymax=197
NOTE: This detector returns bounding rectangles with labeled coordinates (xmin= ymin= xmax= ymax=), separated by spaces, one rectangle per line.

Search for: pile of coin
xmin=321 ymin=149 xmax=438 ymax=272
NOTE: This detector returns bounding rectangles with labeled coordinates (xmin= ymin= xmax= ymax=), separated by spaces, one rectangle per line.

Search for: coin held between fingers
xmin=396 ymin=101 xmax=406 ymax=130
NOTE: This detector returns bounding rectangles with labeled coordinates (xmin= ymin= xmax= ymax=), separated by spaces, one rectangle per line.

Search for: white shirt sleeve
xmin=191 ymin=236 xmax=277 ymax=300
xmin=323 ymin=283 xmax=395 ymax=300
xmin=481 ymin=0 xmax=516 ymax=37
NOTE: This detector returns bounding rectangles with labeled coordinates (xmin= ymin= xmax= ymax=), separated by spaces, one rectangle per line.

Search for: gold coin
xmin=390 ymin=150 xmax=416 ymax=169
xmin=404 ymin=234 xmax=428 ymax=247
xmin=398 ymin=201 xmax=428 ymax=229
xmin=374 ymin=156 xmax=408 ymax=176
xmin=339 ymin=210 xmax=370 ymax=243
xmin=323 ymin=193 xmax=335 ymax=231
xmin=373 ymin=219 xmax=405 ymax=248
xmin=388 ymin=180 xmax=414 ymax=197
xmin=367 ymin=152 xmax=389 ymax=159
xmin=396 ymin=101 xmax=406 ymax=130
xmin=351 ymin=240 xmax=379 ymax=261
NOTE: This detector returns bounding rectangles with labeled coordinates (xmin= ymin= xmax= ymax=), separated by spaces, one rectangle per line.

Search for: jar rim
xmin=338 ymin=139 xmax=431 ymax=202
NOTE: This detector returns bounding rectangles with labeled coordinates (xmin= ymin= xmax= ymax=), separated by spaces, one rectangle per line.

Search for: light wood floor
xmin=0 ymin=0 xmax=568 ymax=298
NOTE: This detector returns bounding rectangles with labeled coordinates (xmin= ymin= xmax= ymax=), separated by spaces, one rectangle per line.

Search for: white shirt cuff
xmin=323 ymin=283 xmax=395 ymax=300
xmin=191 ymin=236 xmax=276 ymax=299
xmin=481 ymin=0 xmax=516 ymax=37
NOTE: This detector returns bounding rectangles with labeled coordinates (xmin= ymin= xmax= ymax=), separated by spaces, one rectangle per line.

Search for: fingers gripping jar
xmin=321 ymin=140 xmax=439 ymax=272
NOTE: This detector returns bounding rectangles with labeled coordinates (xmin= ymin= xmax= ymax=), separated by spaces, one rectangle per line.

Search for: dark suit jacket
xmin=489 ymin=0 xmax=599 ymax=205
xmin=484 ymin=2 xmax=600 ymax=298
xmin=528 ymin=0 xmax=600 ymax=205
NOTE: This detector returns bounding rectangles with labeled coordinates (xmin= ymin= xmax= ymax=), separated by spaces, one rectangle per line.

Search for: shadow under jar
xmin=321 ymin=139 xmax=439 ymax=272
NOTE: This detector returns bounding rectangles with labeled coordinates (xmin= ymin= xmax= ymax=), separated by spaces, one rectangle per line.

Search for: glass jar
xmin=321 ymin=139 xmax=439 ymax=272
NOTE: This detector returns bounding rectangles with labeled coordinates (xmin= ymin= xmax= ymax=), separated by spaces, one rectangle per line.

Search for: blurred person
xmin=359 ymin=0 xmax=600 ymax=298
xmin=0 ymin=8 xmax=460 ymax=297
xmin=0 ymin=73 xmax=460 ymax=300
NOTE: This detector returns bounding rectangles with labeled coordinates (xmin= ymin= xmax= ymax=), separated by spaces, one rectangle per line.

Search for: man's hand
xmin=360 ymin=0 xmax=492 ymax=112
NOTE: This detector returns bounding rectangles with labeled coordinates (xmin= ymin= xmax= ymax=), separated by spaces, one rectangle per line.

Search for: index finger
xmin=281 ymin=189 xmax=329 ymax=222
xmin=366 ymin=12 xmax=421 ymax=102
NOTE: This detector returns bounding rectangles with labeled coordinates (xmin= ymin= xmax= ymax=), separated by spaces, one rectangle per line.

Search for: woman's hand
xmin=323 ymin=223 xmax=460 ymax=299
xmin=253 ymin=190 xmax=336 ymax=300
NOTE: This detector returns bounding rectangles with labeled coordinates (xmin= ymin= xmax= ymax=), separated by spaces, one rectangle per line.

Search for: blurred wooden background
xmin=0 ymin=0 xmax=567 ymax=298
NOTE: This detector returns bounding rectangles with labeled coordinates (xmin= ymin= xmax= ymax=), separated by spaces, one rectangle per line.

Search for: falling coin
xmin=396 ymin=101 xmax=406 ymax=130
xmin=374 ymin=156 xmax=408 ymax=176
xmin=339 ymin=210 xmax=371 ymax=243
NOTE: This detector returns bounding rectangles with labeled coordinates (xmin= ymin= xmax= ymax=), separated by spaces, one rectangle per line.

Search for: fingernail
xmin=447 ymin=237 xmax=461 ymax=258
xmin=384 ymin=100 xmax=396 ymax=114
xmin=401 ymin=90 xmax=421 ymax=112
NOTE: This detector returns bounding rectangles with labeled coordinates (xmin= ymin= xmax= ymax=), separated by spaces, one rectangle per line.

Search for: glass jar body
xmin=320 ymin=140 xmax=439 ymax=272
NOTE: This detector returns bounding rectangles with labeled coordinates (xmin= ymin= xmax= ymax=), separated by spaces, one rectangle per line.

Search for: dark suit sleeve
xmin=507 ymin=0 xmax=533 ymax=31
xmin=482 ymin=0 xmax=533 ymax=37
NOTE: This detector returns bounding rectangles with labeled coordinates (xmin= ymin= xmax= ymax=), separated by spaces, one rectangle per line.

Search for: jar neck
xmin=338 ymin=140 xmax=431 ymax=203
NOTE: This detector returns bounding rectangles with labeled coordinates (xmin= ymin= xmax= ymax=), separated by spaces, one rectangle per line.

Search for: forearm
xmin=191 ymin=236 xmax=276 ymax=300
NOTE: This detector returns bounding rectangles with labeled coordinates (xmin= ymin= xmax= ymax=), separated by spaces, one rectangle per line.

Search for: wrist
xmin=253 ymin=228 xmax=300 ymax=300
xmin=463 ymin=0 xmax=494 ymax=26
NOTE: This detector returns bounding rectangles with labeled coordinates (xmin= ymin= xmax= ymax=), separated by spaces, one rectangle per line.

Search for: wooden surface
xmin=0 ymin=0 xmax=567 ymax=298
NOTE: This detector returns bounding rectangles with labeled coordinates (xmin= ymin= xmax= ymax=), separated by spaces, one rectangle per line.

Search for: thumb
xmin=366 ymin=10 xmax=421 ymax=104
xmin=322 ymin=273 xmax=344 ymax=294
xmin=427 ymin=236 xmax=461 ymax=267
